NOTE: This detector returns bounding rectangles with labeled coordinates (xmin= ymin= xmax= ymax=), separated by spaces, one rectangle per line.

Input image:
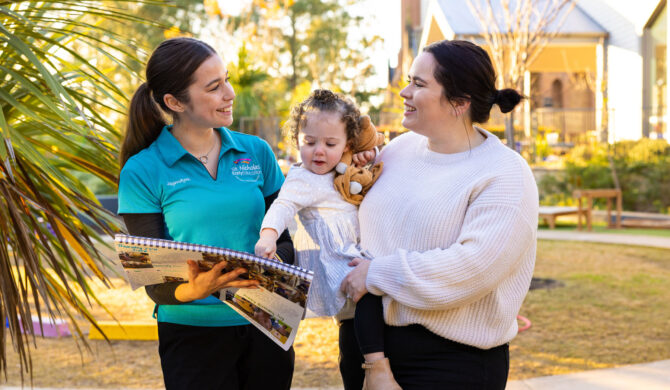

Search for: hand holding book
xmin=114 ymin=234 xmax=313 ymax=350
xmin=175 ymin=260 xmax=260 ymax=302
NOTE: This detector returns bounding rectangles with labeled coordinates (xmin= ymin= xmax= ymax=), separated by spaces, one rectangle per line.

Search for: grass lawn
xmin=510 ymin=240 xmax=670 ymax=379
xmin=539 ymin=221 xmax=670 ymax=237
xmin=1 ymin=240 xmax=669 ymax=388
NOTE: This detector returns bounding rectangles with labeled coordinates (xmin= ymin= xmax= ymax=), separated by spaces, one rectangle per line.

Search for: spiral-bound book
xmin=114 ymin=234 xmax=313 ymax=350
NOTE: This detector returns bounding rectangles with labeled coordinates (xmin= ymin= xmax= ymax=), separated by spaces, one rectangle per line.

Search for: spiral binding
xmin=115 ymin=234 xmax=313 ymax=280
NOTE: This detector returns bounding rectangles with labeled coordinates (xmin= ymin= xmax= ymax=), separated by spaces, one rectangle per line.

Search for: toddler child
xmin=255 ymin=89 xmax=400 ymax=390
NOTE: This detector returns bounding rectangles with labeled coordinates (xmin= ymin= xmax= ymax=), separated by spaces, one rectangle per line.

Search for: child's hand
xmin=255 ymin=237 xmax=277 ymax=259
xmin=352 ymin=149 xmax=376 ymax=167
xmin=255 ymin=228 xmax=279 ymax=259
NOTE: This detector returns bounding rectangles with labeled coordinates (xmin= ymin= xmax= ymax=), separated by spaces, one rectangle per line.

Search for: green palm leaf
xmin=0 ymin=0 xmax=171 ymax=381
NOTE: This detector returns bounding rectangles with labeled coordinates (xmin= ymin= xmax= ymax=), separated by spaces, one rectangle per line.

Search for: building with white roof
xmin=400 ymin=0 xmax=668 ymax=143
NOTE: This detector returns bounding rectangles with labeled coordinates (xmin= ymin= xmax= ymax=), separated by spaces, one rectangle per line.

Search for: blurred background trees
xmin=209 ymin=0 xmax=383 ymax=126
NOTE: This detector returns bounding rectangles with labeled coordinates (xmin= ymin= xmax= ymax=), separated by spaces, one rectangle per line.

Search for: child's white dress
xmin=261 ymin=164 xmax=360 ymax=316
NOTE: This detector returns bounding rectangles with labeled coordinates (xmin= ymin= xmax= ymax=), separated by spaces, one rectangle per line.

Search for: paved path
xmin=538 ymin=229 xmax=670 ymax=249
xmin=505 ymin=359 xmax=670 ymax=389
xmin=292 ymin=360 xmax=670 ymax=389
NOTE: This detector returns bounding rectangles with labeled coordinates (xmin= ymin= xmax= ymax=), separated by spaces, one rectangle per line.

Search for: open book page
xmin=222 ymin=281 xmax=307 ymax=350
xmin=113 ymin=234 xmax=312 ymax=350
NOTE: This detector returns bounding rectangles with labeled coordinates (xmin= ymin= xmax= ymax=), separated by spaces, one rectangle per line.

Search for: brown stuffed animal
xmin=333 ymin=115 xmax=385 ymax=205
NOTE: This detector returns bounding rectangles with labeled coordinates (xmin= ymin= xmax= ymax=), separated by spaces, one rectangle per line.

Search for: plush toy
xmin=333 ymin=115 xmax=385 ymax=205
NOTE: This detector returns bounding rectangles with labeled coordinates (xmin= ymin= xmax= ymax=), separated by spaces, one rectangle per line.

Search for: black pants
xmin=354 ymin=293 xmax=385 ymax=354
xmin=158 ymin=322 xmax=294 ymax=390
xmin=339 ymin=320 xmax=509 ymax=390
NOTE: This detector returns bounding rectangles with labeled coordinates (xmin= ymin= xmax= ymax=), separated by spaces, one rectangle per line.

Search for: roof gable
xmin=435 ymin=0 xmax=607 ymax=37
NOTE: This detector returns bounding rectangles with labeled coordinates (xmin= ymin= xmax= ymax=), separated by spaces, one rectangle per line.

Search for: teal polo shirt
xmin=118 ymin=125 xmax=284 ymax=327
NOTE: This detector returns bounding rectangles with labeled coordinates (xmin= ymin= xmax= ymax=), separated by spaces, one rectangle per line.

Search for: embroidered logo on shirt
xmin=167 ymin=178 xmax=191 ymax=187
xmin=231 ymin=157 xmax=261 ymax=182
xmin=234 ymin=158 xmax=251 ymax=164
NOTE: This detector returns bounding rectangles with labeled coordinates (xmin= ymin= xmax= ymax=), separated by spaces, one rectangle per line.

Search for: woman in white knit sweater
xmin=339 ymin=40 xmax=539 ymax=389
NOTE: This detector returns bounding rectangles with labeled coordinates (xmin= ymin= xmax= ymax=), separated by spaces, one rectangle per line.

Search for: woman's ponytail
xmin=494 ymin=88 xmax=523 ymax=114
xmin=119 ymin=82 xmax=165 ymax=168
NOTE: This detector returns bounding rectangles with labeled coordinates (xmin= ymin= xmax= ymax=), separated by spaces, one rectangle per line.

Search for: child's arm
xmin=255 ymin=228 xmax=279 ymax=258
xmin=265 ymin=190 xmax=295 ymax=264
xmin=256 ymin=166 xmax=319 ymax=258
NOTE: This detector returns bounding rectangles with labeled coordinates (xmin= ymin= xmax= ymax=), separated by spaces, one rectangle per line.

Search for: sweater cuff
xmin=145 ymin=282 xmax=185 ymax=305
xmin=260 ymin=219 xmax=285 ymax=237
xmin=366 ymin=252 xmax=402 ymax=296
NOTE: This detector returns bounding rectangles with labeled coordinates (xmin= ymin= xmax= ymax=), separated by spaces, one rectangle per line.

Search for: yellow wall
xmin=478 ymin=45 xmax=597 ymax=74
xmin=421 ymin=16 xmax=598 ymax=73
xmin=529 ymin=46 xmax=597 ymax=73
xmin=426 ymin=17 xmax=446 ymax=45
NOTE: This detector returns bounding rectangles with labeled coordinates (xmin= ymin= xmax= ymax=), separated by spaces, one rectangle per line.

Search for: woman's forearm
xmin=122 ymin=213 xmax=187 ymax=305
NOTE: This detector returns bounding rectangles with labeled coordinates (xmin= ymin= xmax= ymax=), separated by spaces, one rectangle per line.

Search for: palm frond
xmin=0 ymin=0 xmax=172 ymax=381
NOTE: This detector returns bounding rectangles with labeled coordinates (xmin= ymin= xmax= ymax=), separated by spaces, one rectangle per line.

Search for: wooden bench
xmin=573 ymin=188 xmax=622 ymax=231
xmin=538 ymin=206 xmax=584 ymax=229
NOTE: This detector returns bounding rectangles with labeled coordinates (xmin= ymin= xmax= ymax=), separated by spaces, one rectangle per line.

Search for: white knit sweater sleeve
xmin=260 ymin=166 xmax=318 ymax=234
xmin=366 ymin=165 xmax=538 ymax=311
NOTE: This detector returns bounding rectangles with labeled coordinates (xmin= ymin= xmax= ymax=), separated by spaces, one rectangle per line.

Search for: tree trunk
xmin=289 ymin=11 xmax=297 ymax=91
xmin=505 ymin=111 xmax=515 ymax=150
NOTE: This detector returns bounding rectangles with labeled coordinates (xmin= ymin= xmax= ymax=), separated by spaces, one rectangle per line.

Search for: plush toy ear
xmin=376 ymin=132 xmax=385 ymax=146
xmin=359 ymin=115 xmax=372 ymax=133
xmin=355 ymin=115 xmax=382 ymax=152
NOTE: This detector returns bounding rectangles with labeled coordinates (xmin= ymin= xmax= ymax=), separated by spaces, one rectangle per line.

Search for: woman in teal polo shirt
xmin=118 ymin=38 xmax=295 ymax=389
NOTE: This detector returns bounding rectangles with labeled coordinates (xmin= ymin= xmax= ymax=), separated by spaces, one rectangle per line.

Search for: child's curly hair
xmin=285 ymin=89 xmax=360 ymax=148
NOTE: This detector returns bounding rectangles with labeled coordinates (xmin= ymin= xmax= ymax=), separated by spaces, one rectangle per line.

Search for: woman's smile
xmin=217 ymin=106 xmax=233 ymax=117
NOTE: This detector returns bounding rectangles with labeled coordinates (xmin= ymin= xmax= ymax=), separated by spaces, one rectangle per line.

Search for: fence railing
xmin=487 ymin=107 xmax=600 ymax=144
xmin=377 ymin=107 xmax=602 ymax=143
xmin=238 ymin=116 xmax=283 ymax=154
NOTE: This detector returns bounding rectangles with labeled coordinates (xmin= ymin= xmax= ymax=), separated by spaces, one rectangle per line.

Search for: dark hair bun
xmin=495 ymin=88 xmax=523 ymax=113
xmin=312 ymin=89 xmax=337 ymax=104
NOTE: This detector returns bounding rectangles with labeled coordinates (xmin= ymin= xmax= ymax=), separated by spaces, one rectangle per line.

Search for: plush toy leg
xmin=336 ymin=162 xmax=348 ymax=174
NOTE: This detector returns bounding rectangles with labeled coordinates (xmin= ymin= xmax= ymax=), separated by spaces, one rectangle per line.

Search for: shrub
xmin=537 ymin=139 xmax=670 ymax=213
